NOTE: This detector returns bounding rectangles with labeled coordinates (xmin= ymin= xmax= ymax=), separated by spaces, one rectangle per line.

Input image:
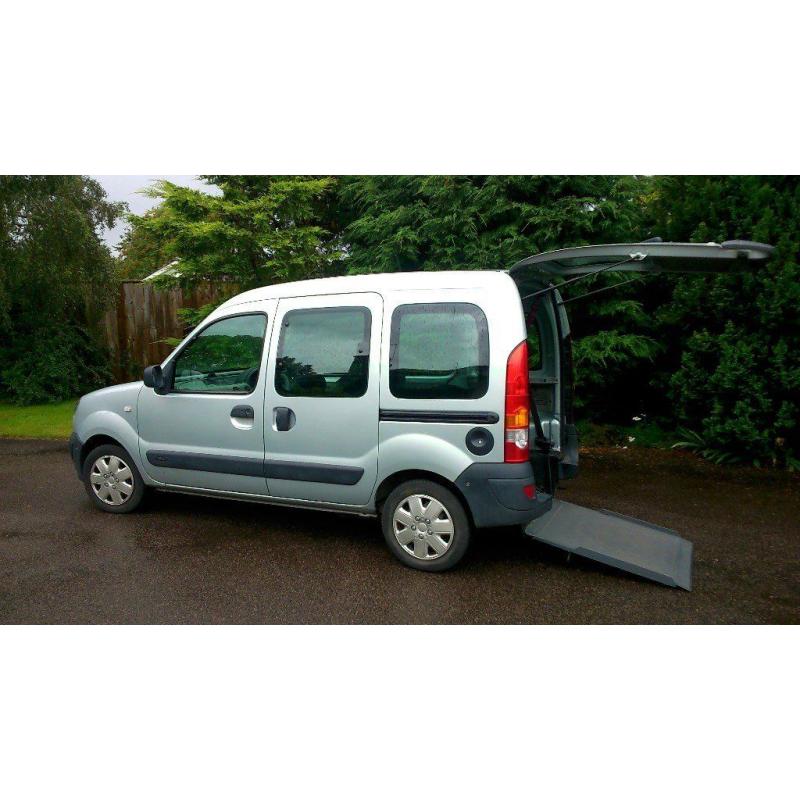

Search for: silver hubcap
xmin=392 ymin=493 xmax=455 ymax=560
xmin=90 ymin=455 xmax=134 ymax=506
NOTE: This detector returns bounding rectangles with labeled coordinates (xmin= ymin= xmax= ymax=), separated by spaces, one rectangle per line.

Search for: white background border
xmin=2 ymin=1 xmax=798 ymax=174
xmin=2 ymin=627 xmax=797 ymax=798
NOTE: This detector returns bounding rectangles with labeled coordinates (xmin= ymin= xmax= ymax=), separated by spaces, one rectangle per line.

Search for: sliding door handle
xmin=231 ymin=405 xmax=255 ymax=419
xmin=273 ymin=406 xmax=296 ymax=431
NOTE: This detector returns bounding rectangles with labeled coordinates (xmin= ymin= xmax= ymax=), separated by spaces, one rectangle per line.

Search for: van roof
xmin=220 ymin=270 xmax=513 ymax=308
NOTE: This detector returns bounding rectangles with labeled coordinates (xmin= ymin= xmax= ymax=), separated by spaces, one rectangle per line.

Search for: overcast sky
xmin=91 ymin=175 xmax=218 ymax=250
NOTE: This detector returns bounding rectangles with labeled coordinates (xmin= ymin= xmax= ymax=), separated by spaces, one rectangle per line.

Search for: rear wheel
xmin=381 ymin=480 xmax=471 ymax=572
xmin=82 ymin=444 xmax=145 ymax=514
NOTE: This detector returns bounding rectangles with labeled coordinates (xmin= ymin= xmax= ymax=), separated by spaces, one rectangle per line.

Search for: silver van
xmin=69 ymin=240 xmax=773 ymax=581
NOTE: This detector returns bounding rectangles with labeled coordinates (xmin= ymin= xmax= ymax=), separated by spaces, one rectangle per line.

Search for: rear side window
xmin=275 ymin=306 xmax=371 ymax=398
xmin=389 ymin=303 xmax=489 ymax=399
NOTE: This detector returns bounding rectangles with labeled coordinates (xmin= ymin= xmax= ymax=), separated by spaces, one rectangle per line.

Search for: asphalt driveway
xmin=1 ymin=439 xmax=798 ymax=623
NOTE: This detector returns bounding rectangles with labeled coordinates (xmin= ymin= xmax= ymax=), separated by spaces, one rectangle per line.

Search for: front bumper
xmin=68 ymin=432 xmax=83 ymax=478
xmin=455 ymin=461 xmax=552 ymax=528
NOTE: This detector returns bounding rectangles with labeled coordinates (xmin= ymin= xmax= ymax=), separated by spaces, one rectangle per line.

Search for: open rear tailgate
xmin=511 ymin=239 xmax=772 ymax=589
xmin=510 ymin=239 xmax=773 ymax=279
xmin=525 ymin=500 xmax=693 ymax=590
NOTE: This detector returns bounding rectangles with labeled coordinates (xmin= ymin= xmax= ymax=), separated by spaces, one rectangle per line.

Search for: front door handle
xmin=231 ymin=405 xmax=255 ymax=419
xmin=274 ymin=406 xmax=296 ymax=431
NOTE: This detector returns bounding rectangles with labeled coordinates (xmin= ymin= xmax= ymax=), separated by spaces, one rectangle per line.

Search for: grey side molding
xmin=525 ymin=500 xmax=693 ymax=590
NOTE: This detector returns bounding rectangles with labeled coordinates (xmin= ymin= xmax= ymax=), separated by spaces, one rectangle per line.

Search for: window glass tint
xmin=173 ymin=313 xmax=267 ymax=394
xmin=390 ymin=303 xmax=489 ymax=399
xmin=275 ymin=307 xmax=371 ymax=398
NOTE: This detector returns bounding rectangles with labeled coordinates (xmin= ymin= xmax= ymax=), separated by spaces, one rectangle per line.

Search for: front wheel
xmin=381 ymin=480 xmax=471 ymax=572
xmin=82 ymin=444 xmax=146 ymax=514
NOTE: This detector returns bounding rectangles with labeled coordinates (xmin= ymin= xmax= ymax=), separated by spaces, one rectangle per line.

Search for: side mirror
xmin=143 ymin=365 xmax=167 ymax=394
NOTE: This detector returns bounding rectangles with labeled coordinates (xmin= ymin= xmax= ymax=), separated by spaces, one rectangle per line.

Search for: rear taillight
xmin=504 ymin=339 xmax=530 ymax=463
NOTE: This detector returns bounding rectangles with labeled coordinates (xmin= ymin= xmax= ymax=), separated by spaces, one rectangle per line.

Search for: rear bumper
xmin=455 ymin=461 xmax=552 ymax=528
xmin=68 ymin=432 xmax=82 ymax=477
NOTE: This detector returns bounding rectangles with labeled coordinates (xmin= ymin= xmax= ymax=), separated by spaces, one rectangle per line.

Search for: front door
xmin=262 ymin=292 xmax=382 ymax=506
xmin=137 ymin=304 xmax=276 ymax=494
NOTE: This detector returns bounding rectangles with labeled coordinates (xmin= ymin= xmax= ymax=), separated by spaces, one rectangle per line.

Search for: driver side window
xmin=172 ymin=313 xmax=267 ymax=394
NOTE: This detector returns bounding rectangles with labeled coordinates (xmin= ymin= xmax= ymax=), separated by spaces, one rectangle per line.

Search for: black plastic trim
xmin=147 ymin=450 xmax=265 ymax=477
xmin=465 ymin=427 xmax=494 ymax=456
xmin=455 ymin=461 xmax=551 ymax=528
xmin=273 ymin=406 xmax=296 ymax=431
xmin=265 ymin=461 xmax=363 ymax=486
xmin=230 ymin=405 xmax=255 ymax=419
xmin=69 ymin=432 xmax=83 ymax=477
xmin=145 ymin=450 xmax=363 ymax=485
xmin=379 ymin=409 xmax=499 ymax=424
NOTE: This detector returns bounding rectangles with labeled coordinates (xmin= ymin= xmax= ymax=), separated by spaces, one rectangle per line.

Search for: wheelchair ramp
xmin=525 ymin=500 xmax=693 ymax=590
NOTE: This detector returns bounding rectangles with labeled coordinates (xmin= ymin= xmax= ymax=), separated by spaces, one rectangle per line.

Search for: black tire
xmin=82 ymin=444 xmax=146 ymax=514
xmin=381 ymin=479 xmax=471 ymax=572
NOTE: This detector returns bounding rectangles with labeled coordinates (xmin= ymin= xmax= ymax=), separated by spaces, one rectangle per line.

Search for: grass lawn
xmin=0 ymin=399 xmax=76 ymax=439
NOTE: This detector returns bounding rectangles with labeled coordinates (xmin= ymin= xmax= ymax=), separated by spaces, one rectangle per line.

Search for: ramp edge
xmin=526 ymin=501 xmax=694 ymax=591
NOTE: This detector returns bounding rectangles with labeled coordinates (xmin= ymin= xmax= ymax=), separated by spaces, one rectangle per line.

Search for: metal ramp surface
xmin=525 ymin=500 xmax=693 ymax=590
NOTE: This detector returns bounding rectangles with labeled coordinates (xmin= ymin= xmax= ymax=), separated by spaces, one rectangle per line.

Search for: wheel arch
xmin=79 ymin=434 xmax=124 ymax=471
xmin=373 ymin=469 xmax=474 ymax=526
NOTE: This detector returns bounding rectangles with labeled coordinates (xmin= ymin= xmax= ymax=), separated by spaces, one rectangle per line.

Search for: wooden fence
xmin=102 ymin=281 xmax=224 ymax=381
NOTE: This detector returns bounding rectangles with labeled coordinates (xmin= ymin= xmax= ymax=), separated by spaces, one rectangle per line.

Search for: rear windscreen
xmin=389 ymin=303 xmax=489 ymax=400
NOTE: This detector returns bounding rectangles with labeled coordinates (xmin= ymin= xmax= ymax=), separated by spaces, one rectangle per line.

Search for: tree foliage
xmin=116 ymin=206 xmax=171 ymax=279
xmin=126 ymin=176 xmax=342 ymax=305
xmin=648 ymin=176 xmax=800 ymax=466
xmin=0 ymin=176 xmax=123 ymax=404
xmin=339 ymin=176 xmax=645 ymax=272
